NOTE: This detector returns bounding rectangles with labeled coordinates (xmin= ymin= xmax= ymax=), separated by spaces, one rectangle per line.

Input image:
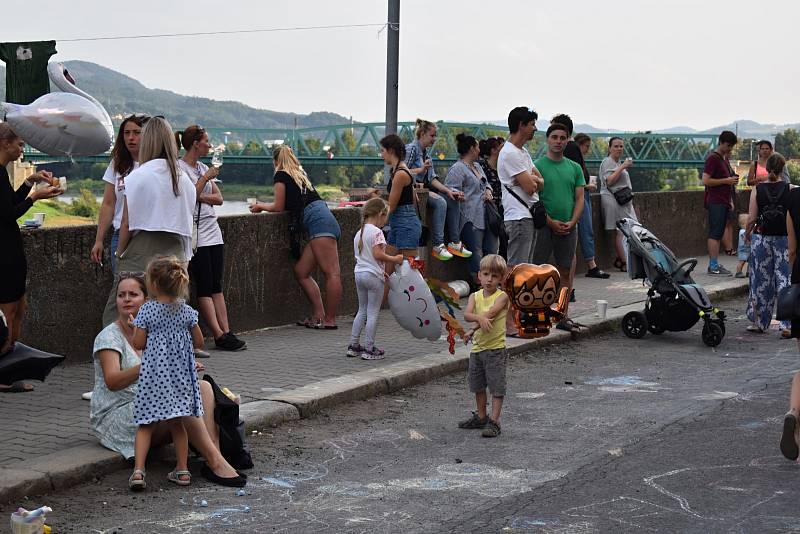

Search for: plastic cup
xmin=33 ymin=213 xmax=45 ymax=225
xmin=596 ymin=300 xmax=608 ymax=319
xmin=10 ymin=512 xmax=44 ymax=534
xmin=246 ymin=197 xmax=257 ymax=206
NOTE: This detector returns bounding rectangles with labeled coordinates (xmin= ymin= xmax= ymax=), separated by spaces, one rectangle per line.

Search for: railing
xmin=23 ymin=122 xmax=718 ymax=169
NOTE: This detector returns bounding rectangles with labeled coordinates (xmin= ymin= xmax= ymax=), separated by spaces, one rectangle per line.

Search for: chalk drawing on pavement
xmin=516 ymin=392 xmax=546 ymax=399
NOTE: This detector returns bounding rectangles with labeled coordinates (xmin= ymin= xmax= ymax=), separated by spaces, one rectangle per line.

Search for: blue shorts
xmin=303 ymin=200 xmax=341 ymax=241
xmin=387 ymin=204 xmax=421 ymax=250
xmin=707 ymin=203 xmax=729 ymax=240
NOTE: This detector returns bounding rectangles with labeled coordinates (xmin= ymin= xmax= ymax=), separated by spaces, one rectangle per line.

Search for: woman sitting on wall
xmin=250 ymin=145 xmax=342 ymax=329
xmin=0 ymin=123 xmax=63 ymax=393
xmin=176 ymin=125 xmax=245 ymax=351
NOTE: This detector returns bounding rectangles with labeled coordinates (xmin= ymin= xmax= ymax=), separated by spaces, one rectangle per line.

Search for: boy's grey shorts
xmin=468 ymin=348 xmax=508 ymax=397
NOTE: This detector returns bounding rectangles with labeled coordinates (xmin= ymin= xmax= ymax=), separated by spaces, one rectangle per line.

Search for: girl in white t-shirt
xmin=348 ymin=198 xmax=404 ymax=360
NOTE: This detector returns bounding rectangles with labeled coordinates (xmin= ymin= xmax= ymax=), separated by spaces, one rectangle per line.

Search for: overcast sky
xmin=8 ymin=0 xmax=799 ymax=130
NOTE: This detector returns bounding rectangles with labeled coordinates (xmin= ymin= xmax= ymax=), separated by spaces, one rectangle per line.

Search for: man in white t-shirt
xmin=497 ymin=107 xmax=543 ymax=336
xmin=498 ymin=107 xmax=543 ymax=268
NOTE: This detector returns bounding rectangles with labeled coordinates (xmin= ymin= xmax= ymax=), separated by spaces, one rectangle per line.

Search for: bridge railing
xmin=22 ymin=122 xmax=718 ymax=168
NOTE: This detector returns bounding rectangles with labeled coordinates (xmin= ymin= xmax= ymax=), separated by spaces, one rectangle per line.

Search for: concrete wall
xmin=20 ymin=189 xmax=748 ymax=363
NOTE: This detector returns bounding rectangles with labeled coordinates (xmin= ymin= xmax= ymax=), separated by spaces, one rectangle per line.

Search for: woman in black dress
xmin=0 ymin=123 xmax=62 ymax=392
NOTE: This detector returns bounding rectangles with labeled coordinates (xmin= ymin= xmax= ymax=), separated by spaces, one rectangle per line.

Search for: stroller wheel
xmin=702 ymin=321 xmax=724 ymax=347
xmin=648 ymin=323 xmax=666 ymax=335
xmin=622 ymin=311 xmax=648 ymax=339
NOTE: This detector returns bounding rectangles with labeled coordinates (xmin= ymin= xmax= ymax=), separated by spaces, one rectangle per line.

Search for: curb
xmin=1 ymin=277 xmax=748 ymax=504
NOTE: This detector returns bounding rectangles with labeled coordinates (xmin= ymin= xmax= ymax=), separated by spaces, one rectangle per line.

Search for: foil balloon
xmin=503 ymin=263 xmax=569 ymax=338
xmin=0 ymin=62 xmax=113 ymax=156
xmin=388 ymin=260 xmax=441 ymax=341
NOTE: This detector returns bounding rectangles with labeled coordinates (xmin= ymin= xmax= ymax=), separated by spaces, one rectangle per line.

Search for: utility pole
xmin=385 ymin=0 xmax=400 ymax=135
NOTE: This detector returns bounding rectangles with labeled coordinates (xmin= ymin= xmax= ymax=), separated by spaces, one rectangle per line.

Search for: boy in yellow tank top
xmin=459 ymin=254 xmax=509 ymax=438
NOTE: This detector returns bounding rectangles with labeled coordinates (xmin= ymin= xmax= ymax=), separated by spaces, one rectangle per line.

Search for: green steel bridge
xmin=23 ymin=122 xmax=718 ymax=169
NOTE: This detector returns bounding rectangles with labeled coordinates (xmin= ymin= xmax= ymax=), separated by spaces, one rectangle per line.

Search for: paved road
xmin=0 ymin=259 xmax=733 ymax=467
xmin=7 ymin=295 xmax=794 ymax=534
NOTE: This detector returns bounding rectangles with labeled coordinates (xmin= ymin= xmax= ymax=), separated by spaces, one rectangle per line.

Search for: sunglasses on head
xmin=115 ymin=271 xmax=145 ymax=283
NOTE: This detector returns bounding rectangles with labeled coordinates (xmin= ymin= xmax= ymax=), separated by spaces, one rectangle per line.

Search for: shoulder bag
xmin=777 ymin=284 xmax=800 ymax=321
xmin=503 ymin=185 xmax=547 ymax=229
xmin=613 ymin=186 xmax=634 ymax=206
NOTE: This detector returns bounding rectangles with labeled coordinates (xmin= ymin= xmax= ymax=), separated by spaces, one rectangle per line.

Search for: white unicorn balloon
xmin=0 ymin=63 xmax=113 ymax=156
xmin=387 ymin=260 xmax=441 ymax=341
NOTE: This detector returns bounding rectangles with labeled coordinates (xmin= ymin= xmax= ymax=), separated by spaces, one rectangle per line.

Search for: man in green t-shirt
xmin=532 ymin=122 xmax=586 ymax=332
xmin=0 ymin=41 xmax=57 ymax=105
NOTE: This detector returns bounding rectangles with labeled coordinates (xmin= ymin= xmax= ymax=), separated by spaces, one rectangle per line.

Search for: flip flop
xmin=781 ymin=412 xmax=799 ymax=461
xmin=296 ymin=318 xmax=314 ymax=327
xmin=506 ymin=332 xmax=520 ymax=338
xmin=0 ymin=381 xmax=34 ymax=393
xmin=323 ymin=324 xmax=338 ymax=330
xmin=306 ymin=319 xmax=323 ymax=329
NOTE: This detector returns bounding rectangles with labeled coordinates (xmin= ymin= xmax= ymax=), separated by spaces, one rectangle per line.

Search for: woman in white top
xmin=599 ymin=137 xmax=638 ymax=271
xmin=90 ymin=114 xmax=145 ymax=272
xmin=176 ymin=125 xmax=245 ymax=351
xmin=100 ymin=117 xmax=196 ymax=326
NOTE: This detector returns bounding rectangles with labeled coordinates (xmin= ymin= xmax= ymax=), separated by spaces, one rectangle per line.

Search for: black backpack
xmin=202 ymin=374 xmax=254 ymax=470
xmin=757 ymin=182 xmax=788 ymax=235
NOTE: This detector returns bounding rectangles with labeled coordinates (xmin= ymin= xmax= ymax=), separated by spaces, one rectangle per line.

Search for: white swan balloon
xmin=0 ymin=63 xmax=113 ymax=156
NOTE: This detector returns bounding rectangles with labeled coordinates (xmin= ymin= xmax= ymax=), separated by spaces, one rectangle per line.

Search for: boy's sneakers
xmin=707 ymin=264 xmax=732 ymax=276
xmin=432 ymin=244 xmax=453 ymax=261
xmin=734 ymin=271 xmax=746 ymax=278
xmin=361 ymin=346 xmax=385 ymax=360
xmin=458 ymin=412 xmax=488 ymax=429
xmin=346 ymin=343 xmax=364 ymax=358
xmin=481 ymin=419 xmax=501 ymax=438
xmin=215 ymin=332 xmax=247 ymax=351
xmin=447 ymin=242 xmax=472 ymax=258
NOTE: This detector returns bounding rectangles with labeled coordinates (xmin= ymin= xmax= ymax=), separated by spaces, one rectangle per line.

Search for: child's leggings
xmin=350 ymin=272 xmax=384 ymax=349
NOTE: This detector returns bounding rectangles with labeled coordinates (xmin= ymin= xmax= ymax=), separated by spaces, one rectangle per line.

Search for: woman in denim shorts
xmin=250 ymin=145 xmax=342 ymax=329
xmin=382 ymin=134 xmax=421 ymax=268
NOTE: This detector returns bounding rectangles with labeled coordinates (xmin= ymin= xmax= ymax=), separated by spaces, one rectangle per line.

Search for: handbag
xmin=613 ymin=186 xmax=634 ymax=206
xmin=503 ymin=185 xmax=547 ymax=229
xmin=484 ymin=200 xmax=502 ymax=236
xmin=404 ymin=168 xmax=430 ymax=246
xmin=776 ymin=284 xmax=800 ymax=321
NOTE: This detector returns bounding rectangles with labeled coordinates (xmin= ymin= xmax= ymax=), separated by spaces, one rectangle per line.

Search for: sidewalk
xmin=0 ymin=255 xmax=748 ymax=501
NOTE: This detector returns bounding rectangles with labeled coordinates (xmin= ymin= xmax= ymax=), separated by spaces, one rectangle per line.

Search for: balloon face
xmin=504 ymin=264 xmax=561 ymax=312
xmin=388 ymin=261 xmax=441 ymax=341
xmin=2 ymin=92 xmax=114 ymax=156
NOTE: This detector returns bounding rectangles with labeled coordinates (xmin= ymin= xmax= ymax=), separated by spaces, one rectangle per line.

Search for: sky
xmin=8 ymin=0 xmax=800 ymax=131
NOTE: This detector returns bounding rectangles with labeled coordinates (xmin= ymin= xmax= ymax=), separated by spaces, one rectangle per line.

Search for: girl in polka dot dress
xmin=128 ymin=257 xmax=204 ymax=490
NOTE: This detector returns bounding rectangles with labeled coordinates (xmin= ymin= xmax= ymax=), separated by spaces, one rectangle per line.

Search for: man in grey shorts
xmin=497 ymin=106 xmax=543 ymax=335
xmin=532 ymin=122 xmax=586 ymax=333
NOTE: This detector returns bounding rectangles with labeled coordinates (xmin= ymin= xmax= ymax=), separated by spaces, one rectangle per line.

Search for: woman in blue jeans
xmin=250 ymin=145 xmax=342 ymax=329
xmin=382 ymin=134 xmax=421 ymax=268
xmin=445 ymin=133 xmax=495 ymax=284
xmin=405 ymin=119 xmax=465 ymax=261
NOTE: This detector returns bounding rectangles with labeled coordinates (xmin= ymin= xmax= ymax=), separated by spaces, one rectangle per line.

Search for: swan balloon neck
xmin=47 ymin=62 xmax=112 ymax=125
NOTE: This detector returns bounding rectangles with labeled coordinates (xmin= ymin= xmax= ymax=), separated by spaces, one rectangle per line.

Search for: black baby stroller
xmin=617 ymin=218 xmax=726 ymax=347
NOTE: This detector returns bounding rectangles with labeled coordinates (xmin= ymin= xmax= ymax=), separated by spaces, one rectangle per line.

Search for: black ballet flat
xmin=201 ymin=464 xmax=246 ymax=487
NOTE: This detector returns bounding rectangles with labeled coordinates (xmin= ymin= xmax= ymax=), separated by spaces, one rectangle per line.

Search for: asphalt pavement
xmin=10 ymin=296 xmax=800 ymax=534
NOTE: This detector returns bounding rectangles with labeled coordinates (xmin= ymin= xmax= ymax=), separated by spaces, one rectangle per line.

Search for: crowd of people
xmin=5 ymin=105 xmax=800 ymax=487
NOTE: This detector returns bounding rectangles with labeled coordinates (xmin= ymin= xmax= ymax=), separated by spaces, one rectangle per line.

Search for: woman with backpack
xmin=744 ymin=152 xmax=794 ymax=336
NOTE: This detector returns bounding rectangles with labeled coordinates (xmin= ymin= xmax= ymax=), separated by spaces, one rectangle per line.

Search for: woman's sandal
xmin=295 ymin=318 xmax=314 ymax=327
xmin=746 ymin=325 xmax=765 ymax=334
xmin=613 ymin=257 xmax=627 ymax=272
xmin=167 ymin=469 xmax=192 ymax=486
xmin=128 ymin=469 xmax=146 ymax=491
xmin=781 ymin=329 xmax=792 ymax=340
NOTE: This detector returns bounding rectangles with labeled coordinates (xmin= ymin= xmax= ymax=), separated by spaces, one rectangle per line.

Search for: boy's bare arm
xmin=483 ymin=293 xmax=510 ymax=320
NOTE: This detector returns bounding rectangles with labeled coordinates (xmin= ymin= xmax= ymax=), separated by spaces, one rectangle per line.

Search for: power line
xmin=54 ymin=22 xmax=387 ymax=43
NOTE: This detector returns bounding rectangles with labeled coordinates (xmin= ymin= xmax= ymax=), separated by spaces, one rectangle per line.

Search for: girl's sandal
xmin=129 ymin=469 xmax=146 ymax=491
xmin=167 ymin=469 xmax=192 ymax=486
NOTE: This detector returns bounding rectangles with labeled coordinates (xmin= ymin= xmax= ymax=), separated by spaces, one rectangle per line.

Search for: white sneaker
xmin=432 ymin=244 xmax=453 ymax=261
xmin=81 ymin=391 xmax=93 ymax=401
xmin=447 ymin=242 xmax=473 ymax=258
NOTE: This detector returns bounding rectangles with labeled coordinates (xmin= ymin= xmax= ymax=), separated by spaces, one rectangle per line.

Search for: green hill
xmin=0 ymin=60 xmax=348 ymax=129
